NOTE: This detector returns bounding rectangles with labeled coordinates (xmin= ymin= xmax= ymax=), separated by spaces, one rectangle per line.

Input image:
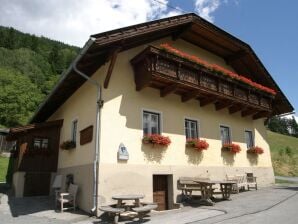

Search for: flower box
xmin=60 ymin=140 xmax=76 ymax=150
xmin=186 ymin=138 xmax=209 ymax=151
xmin=222 ymin=143 xmax=241 ymax=153
xmin=142 ymin=134 xmax=171 ymax=147
xmin=247 ymin=146 xmax=264 ymax=154
xmin=160 ymin=43 xmax=276 ymax=95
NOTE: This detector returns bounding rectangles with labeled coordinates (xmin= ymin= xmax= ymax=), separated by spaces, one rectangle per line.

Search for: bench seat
xmin=99 ymin=206 xmax=125 ymax=224
xmin=132 ymin=204 xmax=157 ymax=221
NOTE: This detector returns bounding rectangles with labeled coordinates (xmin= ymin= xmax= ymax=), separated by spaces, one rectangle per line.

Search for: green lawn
xmin=0 ymin=156 xmax=9 ymax=182
xmin=267 ymin=131 xmax=298 ymax=176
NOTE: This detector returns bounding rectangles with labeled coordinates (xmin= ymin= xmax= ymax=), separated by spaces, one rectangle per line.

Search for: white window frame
xmin=219 ymin=124 xmax=232 ymax=145
xmin=184 ymin=117 xmax=200 ymax=139
xmin=71 ymin=118 xmax=78 ymax=144
xmin=141 ymin=109 xmax=162 ymax=135
xmin=244 ymin=129 xmax=254 ymax=149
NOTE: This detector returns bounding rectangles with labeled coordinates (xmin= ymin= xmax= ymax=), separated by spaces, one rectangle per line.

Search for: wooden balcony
xmin=130 ymin=46 xmax=274 ymax=119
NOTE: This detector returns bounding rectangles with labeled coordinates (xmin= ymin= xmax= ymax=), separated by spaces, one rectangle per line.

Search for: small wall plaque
xmin=118 ymin=143 xmax=129 ymax=160
xmin=80 ymin=125 xmax=93 ymax=145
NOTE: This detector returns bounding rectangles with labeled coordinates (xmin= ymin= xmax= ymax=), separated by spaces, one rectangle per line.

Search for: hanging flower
xmin=60 ymin=140 xmax=76 ymax=150
xmin=142 ymin=134 xmax=171 ymax=147
xmin=159 ymin=43 xmax=276 ymax=95
xmin=186 ymin=138 xmax=209 ymax=151
xmin=222 ymin=143 xmax=241 ymax=153
xmin=247 ymin=146 xmax=264 ymax=154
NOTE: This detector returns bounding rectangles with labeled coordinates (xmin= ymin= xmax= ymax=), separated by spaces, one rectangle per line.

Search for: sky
xmin=0 ymin=0 xmax=297 ymax=119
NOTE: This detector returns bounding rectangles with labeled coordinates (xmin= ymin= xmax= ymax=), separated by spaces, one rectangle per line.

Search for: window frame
xmin=184 ymin=117 xmax=200 ymax=139
xmin=142 ymin=109 xmax=162 ymax=135
xmin=219 ymin=124 xmax=232 ymax=145
xmin=32 ymin=137 xmax=50 ymax=150
xmin=244 ymin=129 xmax=254 ymax=149
xmin=71 ymin=119 xmax=78 ymax=144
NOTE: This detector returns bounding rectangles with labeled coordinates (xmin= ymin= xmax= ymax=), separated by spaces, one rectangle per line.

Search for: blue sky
xmin=0 ymin=0 xmax=297 ymax=117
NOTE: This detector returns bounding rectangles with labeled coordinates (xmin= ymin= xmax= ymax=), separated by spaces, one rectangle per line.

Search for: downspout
xmin=72 ymin=37 xmax=102 ymax=214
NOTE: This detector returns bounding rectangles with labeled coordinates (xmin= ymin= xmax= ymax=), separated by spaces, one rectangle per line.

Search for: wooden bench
xmin=132 ymin=203 xmax=157 ymax=221
xmin=99 ymin=206 xmax=125 ymax=224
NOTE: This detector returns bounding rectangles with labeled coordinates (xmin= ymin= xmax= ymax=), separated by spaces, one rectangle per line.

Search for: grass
xmin=0 ymin=156 xmax=9 ymax=182
xmin=267 ymin=131 xmax=298 ymax=176
xmin=275 ymin=179 xmax=297 ymax=184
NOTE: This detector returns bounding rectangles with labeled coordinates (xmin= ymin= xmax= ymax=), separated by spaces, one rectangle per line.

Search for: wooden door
xmin=153 ymin=175 xmax=168 ymax=210
xmin=24 ymin=172 xmax=51 ymax=196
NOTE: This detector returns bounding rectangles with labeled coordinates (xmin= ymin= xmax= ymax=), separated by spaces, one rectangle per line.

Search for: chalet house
xmin=7 ymin=13 xmax=293 ymax=213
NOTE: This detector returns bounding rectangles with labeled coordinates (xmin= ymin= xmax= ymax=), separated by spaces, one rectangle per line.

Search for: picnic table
xmin=194 ymin=180 xmax=236 ymax=205
xmin=112 ymin=194 xmax=145 ymax=208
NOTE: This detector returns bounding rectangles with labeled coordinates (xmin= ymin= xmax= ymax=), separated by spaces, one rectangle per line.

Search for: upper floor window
xmin=33 ymin=137 xmax=49 ymax=150
xmin=220 ymin=125 xmax=231 ymax=144
xmin=71 ymin=119 xmax=78 ymax=143
xmin=143 ymin=111 xmax=160 ymax=135
xmin=245 ymin=130 xmax=254 ymax=148
xmin=185 ymin=119 xmax=198 ymax=139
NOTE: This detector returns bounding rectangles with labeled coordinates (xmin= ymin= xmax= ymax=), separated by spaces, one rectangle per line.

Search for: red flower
xmin=247 ymin=146 xmax=264 ymax=154
xmin=186 ymin=138 xmax=209 ymax=151
xmin=159 ymin=43 xmax=277 ymax=95
xmin=142 ymin=134 xmax=171 ymax=147
xmin=222 ymin=143 xmax=241 ymax=153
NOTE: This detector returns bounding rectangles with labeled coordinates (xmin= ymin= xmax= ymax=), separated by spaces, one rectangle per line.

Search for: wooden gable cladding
xmin=80 ymin=125 xmax=93 ymax=145
xmin=131 ymin=46 xmax=273 ymax=119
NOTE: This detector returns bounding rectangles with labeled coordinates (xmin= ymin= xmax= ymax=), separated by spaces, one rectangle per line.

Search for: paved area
xmin=0 ymin=184 xmax=297 ymax=224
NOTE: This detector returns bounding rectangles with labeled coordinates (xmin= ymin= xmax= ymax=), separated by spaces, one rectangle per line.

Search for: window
xmin=143 ymin=111 xmax=160 ymax=135
xmin=185 ymin=119 xmax=198 ymax=139
xmin=71 ymin=119 xmax=78 ymax=143
xmin=220 ymin=125 xmax=231 ymax=144
xmin=33 ymin=138 xmax=49 ymax=150
xmin=245 ymin=130 xmax=254 ymax=148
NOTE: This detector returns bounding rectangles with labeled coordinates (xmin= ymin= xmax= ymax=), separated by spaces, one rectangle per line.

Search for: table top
xmin=112 ymin=194 xmax=145 ymax=200
xmin=194 ymin=180 xmax=236 ymax=184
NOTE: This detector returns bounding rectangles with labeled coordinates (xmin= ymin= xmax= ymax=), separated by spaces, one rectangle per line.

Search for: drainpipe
xmin=71 ymin=37 xmax=102 ymax=215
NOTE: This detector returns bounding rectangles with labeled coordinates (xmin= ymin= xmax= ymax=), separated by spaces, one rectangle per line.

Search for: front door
xmin=24 ymin=172 xmax=51 ymax=196
xmin=153 ymin=175 xmax=168 ymax=210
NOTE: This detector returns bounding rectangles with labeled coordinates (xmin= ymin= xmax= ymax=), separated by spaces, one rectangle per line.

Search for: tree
xmin=0 ymin=68 xmax=43 ymax=127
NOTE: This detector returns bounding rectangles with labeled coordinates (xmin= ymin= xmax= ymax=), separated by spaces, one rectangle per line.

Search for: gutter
xmin=71 ymin=37 xmax=103 ymax=215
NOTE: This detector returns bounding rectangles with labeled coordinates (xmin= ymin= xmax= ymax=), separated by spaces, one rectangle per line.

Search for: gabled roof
xmin=30 ymin=13 xmax=293 ymax=123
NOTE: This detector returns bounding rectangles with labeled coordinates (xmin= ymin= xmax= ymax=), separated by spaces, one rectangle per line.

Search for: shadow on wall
xmin=247 ymin=153 xmax=259 ymax=166
xmin=221 ymin=150 xmax=235 ymax=166
xmin=141 ymin=143 xmax=167 ymax=163
xmin=184 ymin=147 xmax=204 ymax=165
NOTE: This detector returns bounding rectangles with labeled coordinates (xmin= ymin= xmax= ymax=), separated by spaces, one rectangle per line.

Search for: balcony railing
xmin=131 ymin=46 xmax=273 ymax=118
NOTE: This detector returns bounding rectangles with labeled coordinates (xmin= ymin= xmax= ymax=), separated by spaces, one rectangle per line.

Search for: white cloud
xmin=283 ymin=115 xmax=298 ymax=123
xmin=0 ymin=0 xmax=180 ymax=47
xmin=194 ymin=0 xmax=221 ymax=22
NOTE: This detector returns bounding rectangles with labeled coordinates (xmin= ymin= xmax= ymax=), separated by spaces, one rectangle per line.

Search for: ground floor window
xmin=143 ymin=111 xmax=160 ymax=135
xmin=185 ymin=119 xmax=198 ymax=139
xmin=71 ymin=119 xmax=78 ymax=143
xmin=245 ymin=130 xmax=254 ymax=148
xmin=220 ymin=125 xmax=231 ymax=144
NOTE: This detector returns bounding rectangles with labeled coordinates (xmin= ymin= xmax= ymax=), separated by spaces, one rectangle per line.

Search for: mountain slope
xmin=268 ymin=130 xmax=298 ymax=176
xmin=0 ymin=26 xmax=80 ymax=127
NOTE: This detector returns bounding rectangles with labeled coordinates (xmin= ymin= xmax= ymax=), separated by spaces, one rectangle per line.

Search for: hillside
xmin=268 ymin=130 xmax=298 ymax=176
xmin=0 ymin=26 xmax=80 ymax=127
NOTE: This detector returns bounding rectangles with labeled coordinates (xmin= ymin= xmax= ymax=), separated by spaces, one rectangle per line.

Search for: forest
xmin=0 ymin=26 xmax=79 ymax=127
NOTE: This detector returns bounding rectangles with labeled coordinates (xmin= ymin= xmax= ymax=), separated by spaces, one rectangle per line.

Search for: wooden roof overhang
xmin=7 ymin=120 xmax=63 ymax=141
xmin=30 ymin=13 xmax=293 ymax=123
